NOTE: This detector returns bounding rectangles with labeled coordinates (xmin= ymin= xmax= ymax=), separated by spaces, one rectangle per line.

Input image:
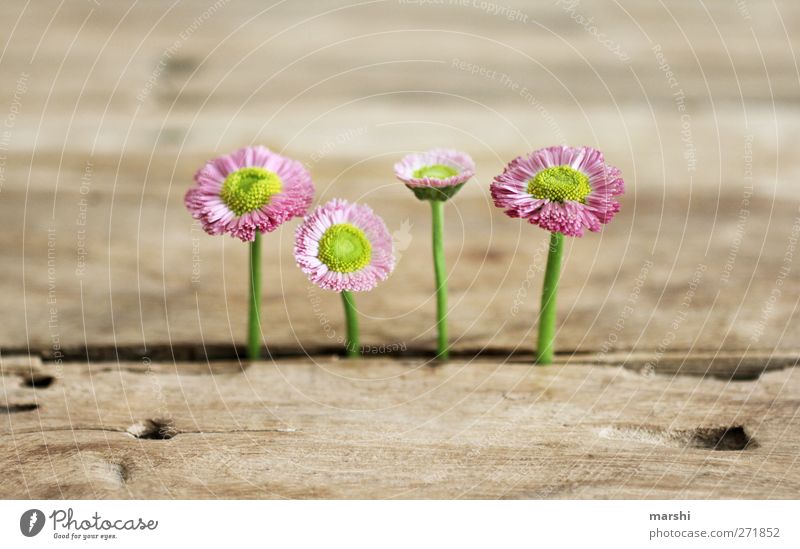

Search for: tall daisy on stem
xmin=295 ymin=199 xmax=395 ymax=358
xmin=491 ymin=145 xmax=624 ymax=365
xmin=185 ymin=146 xmax=314 ymax=361
xmin=395 ymin=149 xmax=475 ymax=360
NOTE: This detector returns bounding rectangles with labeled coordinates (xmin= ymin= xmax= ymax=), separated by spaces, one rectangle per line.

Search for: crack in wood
xmin=127 ymin=419 xmax=177 ymax=440
xmin=22 ymin=374 xmax=55 ymax=388
xmin=1 ymin=403 xmax=39 ymax=414
xmin=1 ymin=427 xmax=298 ymax=437
xmin=598 ymin=425 xmax=757 ymax=451
xmin=11 ymin=343 xmax=796 ymax=368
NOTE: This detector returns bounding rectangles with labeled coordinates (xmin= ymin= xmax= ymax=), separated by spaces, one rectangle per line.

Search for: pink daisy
xmin=185 ymin=146 xmax=314 ymax=242
xmin=295 ymin=199 xmax=395 ymax=292
xmin=395 ymin=148 xmax=475 ymax=200
xmin=491 ymin=145 xmax=624 ymax=237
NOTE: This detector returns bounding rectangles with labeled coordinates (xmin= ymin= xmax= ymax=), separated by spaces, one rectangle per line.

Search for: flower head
xmin=185 ymin=146 xmax=314 ymax=241
xmin=295 ymin=199 xmax=395 ymax=292
xmin=395 ymin=148 xmax=475 ymax=200
xmin=491 ymin=145 xmax=624 ymax=237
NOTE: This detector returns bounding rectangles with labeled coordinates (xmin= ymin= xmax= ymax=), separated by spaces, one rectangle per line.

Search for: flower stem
xmin=537 ymin=231 xmax=564 ymax=365
xmin=430 ymin=199 xmax=449 ymax=360
xmin=247 ymin=231 xmax=263 ymax=361
xmin=341 ymin=290 xmax=360 ymax=358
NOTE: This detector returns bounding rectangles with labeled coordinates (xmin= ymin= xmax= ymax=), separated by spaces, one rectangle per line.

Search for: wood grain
xmin=1 ymin=0 xmax=799 ymax=500
xmin=2 ymin=354 xmax=799 ymax=499
xmin=4 ymin=187 xmax=798 ymax=363
xmin=2 ymin=1 xmax=798 ymax=360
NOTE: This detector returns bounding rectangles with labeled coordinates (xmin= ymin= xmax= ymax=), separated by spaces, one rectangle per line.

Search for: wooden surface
xmin=1 ymin=0 xmax=799 ymax=498
xmin=0 ymin=354 xmax=800 ymax=498
xmin=2 ymin=0 xmax=799 ymax=357
xmin=2 ymin=354 xmax=799 ymax=499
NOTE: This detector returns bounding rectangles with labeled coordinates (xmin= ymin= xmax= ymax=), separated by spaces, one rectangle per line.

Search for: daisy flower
xmin=185 ymin=145 xmax=314 ymax=361
xmin=394 ymin=148 xmax=476 ymax=359
xmin=295 ymin=199 xmax=395 ymax=357
xmin=185 ymin=145 xmax=313 ymax=242
xmin=491 ymin=145 xmax=625 ymax=365
xmin=490 ymin=145 xmax=623 ymax=237
xmin=394 ymin=148 xmax=475 ymax=201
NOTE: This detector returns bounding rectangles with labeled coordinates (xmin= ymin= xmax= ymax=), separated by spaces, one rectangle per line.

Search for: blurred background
xmin=1 ymin=0 xmax=798 ymax=362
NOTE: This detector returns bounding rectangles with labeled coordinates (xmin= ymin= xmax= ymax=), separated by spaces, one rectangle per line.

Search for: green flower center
xmin=412 ymin=164 xmax=460 ymax=180
xmin=318 ymin=223 xmax=372 ymax=273
xmin=527 ymin=165 xmax=591 ymax=203
xmin=220 ymin=167 xmax=283 ymax=216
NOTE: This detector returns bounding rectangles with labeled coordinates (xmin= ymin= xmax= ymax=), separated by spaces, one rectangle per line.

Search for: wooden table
xmin=1 ymin=0 xmax=798 ymax=498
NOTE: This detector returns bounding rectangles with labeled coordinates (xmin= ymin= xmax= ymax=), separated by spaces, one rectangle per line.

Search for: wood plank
xmin=2 ymin=0 xmax=799 ymax=503
xmin=2 ymin=356 xmax=799 ymax=498
xmin=2 ymin=0 xmax=798 ymax=106
xmin=3 ymin=185 xmax=798 ymax=361
xmin=2 ymin=1 xmax=798 ymax=361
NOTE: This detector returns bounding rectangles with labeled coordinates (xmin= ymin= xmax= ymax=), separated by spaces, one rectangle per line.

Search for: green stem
xmin=341 ymin=290 xmax=360 ymax=358
xmin=430 ymin=200 xmax=449 ymax=360
xmin=247 ymin=231 xmax=262 ymax=361
xmin=537 ymin=231 xmax=564 ymax=365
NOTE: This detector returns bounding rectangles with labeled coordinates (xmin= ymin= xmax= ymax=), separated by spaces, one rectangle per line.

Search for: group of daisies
xmin=185 ymin=144 xmax=624 ymax=362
